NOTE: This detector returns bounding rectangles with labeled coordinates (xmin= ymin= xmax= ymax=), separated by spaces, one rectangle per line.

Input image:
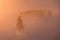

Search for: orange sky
xmin=0 ymin=0 xmax=59 ymax=40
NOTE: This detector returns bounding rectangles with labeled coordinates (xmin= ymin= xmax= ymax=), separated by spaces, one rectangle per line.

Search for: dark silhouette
xmin=20 ymin=9 xmax=52 ymax=16
xmin=16 ymin=16 xmax=24 ymax=33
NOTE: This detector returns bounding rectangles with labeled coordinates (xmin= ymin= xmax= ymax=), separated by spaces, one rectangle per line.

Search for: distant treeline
xmin=20 ymin=9 xmax=52 ymax=16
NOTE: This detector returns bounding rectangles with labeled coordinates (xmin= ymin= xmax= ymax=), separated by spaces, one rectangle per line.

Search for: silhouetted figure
xmin=16 ymin=16 xmax=24 ymax=35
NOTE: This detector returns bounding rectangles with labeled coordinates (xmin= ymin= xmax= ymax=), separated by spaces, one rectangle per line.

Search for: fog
xmin=0 ymin=0 xmax=59 ymax=40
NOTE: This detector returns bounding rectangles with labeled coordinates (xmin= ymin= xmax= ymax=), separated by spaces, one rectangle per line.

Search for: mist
xmin=0 ymin=0 xmax=59 ymax=40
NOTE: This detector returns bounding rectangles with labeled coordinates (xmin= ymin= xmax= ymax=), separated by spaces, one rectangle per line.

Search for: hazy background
xmin=0 ymin=0 xmax=60 ymax=40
